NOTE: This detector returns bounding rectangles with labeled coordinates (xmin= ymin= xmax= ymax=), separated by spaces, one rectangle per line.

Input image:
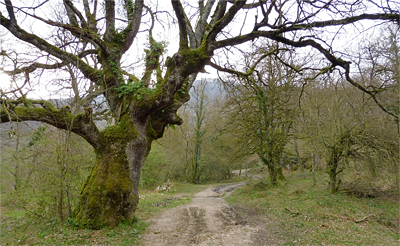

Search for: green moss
xmin=165 ymin=56 xmax=174 ymax=68
xmin=14 ymin=106 xmax=73 ymax=123
xmin=73 ymin=137 xmax=137 ymax=229
xmin=112 ymin=31 xmax=126 ymax=45
xmin=72 ymin=113 xmax=144 ymax=229
xmin=14 ymin=100 xmax=98 ymax=135
xmin=179 ymin=44 xmax=209 ymax=71
xmin=145 ymin=37 xmax=166 ymax=68
xmin=14 ymin=107 xmax=47 ymax=118
xmin=102 ymin=114 xmax=138 ymax=141
xmin=146 ymin=121 xmax=157 ymax=139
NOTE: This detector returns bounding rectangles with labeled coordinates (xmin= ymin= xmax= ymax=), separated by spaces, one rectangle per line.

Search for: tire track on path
xmin=141 ymin=182 xmax=271 ymax=246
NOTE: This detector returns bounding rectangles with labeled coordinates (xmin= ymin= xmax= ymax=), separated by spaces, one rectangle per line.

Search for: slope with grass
xmin=2 ymin=173 xmax=398 ymax=245
xmin=226 ymin=171 xmax=400 ymax=245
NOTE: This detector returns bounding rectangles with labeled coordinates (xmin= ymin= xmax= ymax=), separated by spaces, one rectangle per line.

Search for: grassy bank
xmin=226 ymin=171 xmax=399 ymax=245
xmin=0 ymin=182 xmax=209 ymax=245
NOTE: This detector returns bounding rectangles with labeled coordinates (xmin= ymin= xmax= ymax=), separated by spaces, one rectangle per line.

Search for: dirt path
xmin=231 ymin=169 xmax=262 ymax=180
xmin=141 ymin=182 xmax=271 ymax=246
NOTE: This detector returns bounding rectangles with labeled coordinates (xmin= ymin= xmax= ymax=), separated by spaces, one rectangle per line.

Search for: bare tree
xmin=0 ymin=0 xmax=398 ymax=228
xmin=191 ymin=81 xmax=207 ymax=183
xmin=224 ymin=46 xmax=299 ymax=185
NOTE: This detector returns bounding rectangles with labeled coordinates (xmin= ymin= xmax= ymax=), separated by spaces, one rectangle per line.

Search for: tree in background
xmin=223 ymin=45 xmax=300 ymax=185
xmin=0 ymin=123 xmax=43 ymax=193
xmin=1 ymin=0 xmax=398 ymax=228
xmin=1 ymin=123 xmax=94 ymax=220
xmin=199 ymin=83 xmax=237 ymax=182
xmin=191 ymin=81 xmax=207 ymax=183
xmin=141 ymin=80 xmax=236 ymax=185
xmin=139 ymin=142 xmax=169 ymax=187
xmin=300 ymin=78 xmax=399 ymax=194
xmin=357 ymin=25 xmax=399 ymax=186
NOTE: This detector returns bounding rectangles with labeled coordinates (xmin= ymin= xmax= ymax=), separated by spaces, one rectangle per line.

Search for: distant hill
xmin=0 ymin=121 xmax=42 ymax=150
xmin=191 ymin=78 xmax=226 ymax=99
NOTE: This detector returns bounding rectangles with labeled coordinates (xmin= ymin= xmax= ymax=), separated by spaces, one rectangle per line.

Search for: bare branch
xmin=120 ymin=0 xmax=144 ymax=53
xmin=144 ymin=5 xmax=155 ymax=37
xmin=4 ymin=0 xmax=16 ymax=23
xmin=0 ymin=14 xmax=102 ymax=83
xmin=209 ymin=49 xmax=280 ymax=77
xmin=2 ymin=61 xmax=67 ymax=76
xmin=0 ymin=99 xmax=101 ymax=149
xmin=213 ymin=13 xmax=399 ymax=50
xmin=64 ymin=0 xmax=88 ymax=28
xmin=104 ymin=0 xmax=115 ymax=42
xmin=227 ymin=0 xmax=267 ymax=9
xmin=2 ymin=6 xmax=106 ymax=50
xmin=343 ymin=64 xmax=398 ymax=119
xmin=206 ymin=1 xmax=246 ymax=43
xmin=171 ymin=0 xmax=189 ymax=50
xmin=194 ymin=0 xmax=216 ymax=46
xmin=82 ymin=0 xmax=97 ymax=32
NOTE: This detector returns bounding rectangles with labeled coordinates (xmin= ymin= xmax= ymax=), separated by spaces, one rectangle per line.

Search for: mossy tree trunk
xmin=73 ymin=141 xmax=149 ymax=228
xmin=72 ymin=113 xmax=154 ymax=228
xmin=261 ymin=156 xmax=277 ymax=185
xmin=276 ymin=161 xmax=285 ymax=180
xmin=73 ymin=149 xmax=134 ymax=229
xmin=326 ymin=131 xmax=354 ymax=194
xmin=327 ymin=157 xmax=339 ymax=194
xmin=329 ymin=168 xmax=339 ymax=194
xmin=275 ymin=146 xmax=286 ymax=180
xmin=326 ymin=146 xmax=346 ymax=194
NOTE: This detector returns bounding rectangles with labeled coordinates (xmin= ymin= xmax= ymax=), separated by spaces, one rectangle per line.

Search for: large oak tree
xmin=1 ymin=0 xmax=398 ymax=228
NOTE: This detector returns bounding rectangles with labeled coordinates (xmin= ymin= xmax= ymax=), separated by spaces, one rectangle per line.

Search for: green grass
xmin=0 ymin=182 xmax=211 ymax=245
xmin=226 ymin=171 xmax=400 ymax=245
xmin=1 ymin=207 xmax=147 ymax=245
xmin=5 ymin=173 xmax=395 ymax=245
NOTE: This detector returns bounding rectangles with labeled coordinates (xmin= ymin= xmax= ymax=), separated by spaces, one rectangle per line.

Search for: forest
xmin=0 ymin=0 xmax=399 ymax=245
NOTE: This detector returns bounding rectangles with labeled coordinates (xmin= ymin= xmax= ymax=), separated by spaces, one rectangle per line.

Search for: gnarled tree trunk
xmin=327 ymin=153 xmax=341 ymax=194
xmin=329 ymin=169 xmax=339 ymax=194
xmin=261 ymin=156 xmax=277 ymax=185
xmin=73 ymin=114 xmax=153 ymax=228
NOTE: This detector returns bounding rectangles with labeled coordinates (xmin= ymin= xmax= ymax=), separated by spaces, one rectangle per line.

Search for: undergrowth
xmin=0 ymin=182 xmax=208 ymax=245
xmin=226 ymin=171 xmax=400 ymax=245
